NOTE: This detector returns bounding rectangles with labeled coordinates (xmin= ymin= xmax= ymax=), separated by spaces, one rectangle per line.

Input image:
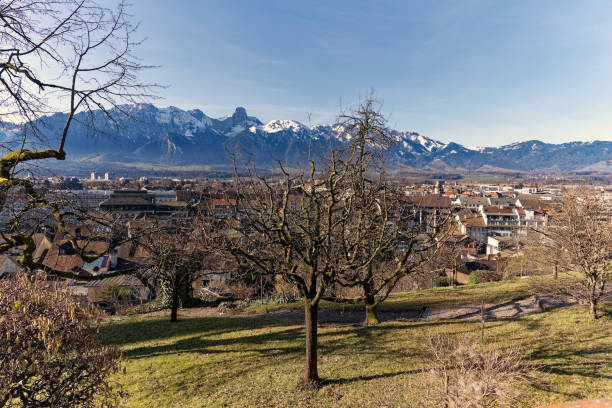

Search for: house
xmin=211 ymin=198 xmax=237 ymax=218
xmin=454 ymin=196 xmax=489 ymax=210
xmin=487 ymin=236 xmax=521 ymax=255
xmin=83 ymin=274 xmax=149 ymax=302
xmin=457 ymin=214 xmax=488 ymax=243
xmin=99 ymin=190 xmax=155 ymax=218
xmin=194 ymin=269 xmax=232 ymax=291
xmin=405 ymin=194 xmax=453 ymax=232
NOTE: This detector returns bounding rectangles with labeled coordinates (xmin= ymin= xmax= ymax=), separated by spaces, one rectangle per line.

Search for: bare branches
xmin=528 ymin=187 xmax=612 ymax=318
xmin=0 ymin=0 xmax=155 ymax=278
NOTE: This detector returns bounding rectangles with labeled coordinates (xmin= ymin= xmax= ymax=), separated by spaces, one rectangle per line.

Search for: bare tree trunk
xmin=303 ymin=301 xmax=319 ymax=385
xmin=589 ymin=300 xmax=597 ymax=319
xmin=553 ymin=264 xmax=558 ymax=280
xmin=170 ymin=288 xmax=179 ymax=323
xmin=589 ymin=287 xmax=598 ymax=319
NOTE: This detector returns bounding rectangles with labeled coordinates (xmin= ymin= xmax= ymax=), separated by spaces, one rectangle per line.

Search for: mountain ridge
xmin=2 ymin=103 xmax=612 ymax=173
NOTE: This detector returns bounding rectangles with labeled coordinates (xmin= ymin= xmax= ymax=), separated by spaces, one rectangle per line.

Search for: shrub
xmin=269 ymin=289 xmax=298 ymax=304
xmin=467 ymin=270 xmax=495 ymax=285
xmin=116 ymin=287 xmax=136 ymax=301
xmin=419 ymin=334 xmax=534 ymax=408
xmin=434 ymin=276 xmax=451 ymax=287
xmin=477 ymin=272 xmax=502 ymax=284
xmin=0 ymin=274 xmax=123 ymax=407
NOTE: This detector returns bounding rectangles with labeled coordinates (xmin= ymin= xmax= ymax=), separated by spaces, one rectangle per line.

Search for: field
xmin=99 ymin=281 xmax=611 ymax=408
xmin=244 ymin=278 xmax=532 ymax=313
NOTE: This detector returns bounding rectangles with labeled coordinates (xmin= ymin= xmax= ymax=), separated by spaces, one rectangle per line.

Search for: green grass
xmin=244 ymin=278 xmax=531 ymax=314
xmin=100 ymin=302 xmax=611 ymax=408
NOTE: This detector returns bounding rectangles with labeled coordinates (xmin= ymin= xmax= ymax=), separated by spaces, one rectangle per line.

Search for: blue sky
xmin=131 ymin=0 xmax=612 ymax=146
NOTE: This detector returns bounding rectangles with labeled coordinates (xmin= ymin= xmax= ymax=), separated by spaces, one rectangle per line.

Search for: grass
xmin=99 ymin=301 xmax=611 ymax=408
xmin=244 ymin=278 xmax=532 ymax=314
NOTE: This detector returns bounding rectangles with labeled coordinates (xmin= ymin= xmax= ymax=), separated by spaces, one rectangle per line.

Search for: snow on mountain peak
xmin=263 ymin=119 xmax=306 ymax=133
xmin=405 ymin=133 xmax=444 ymax=152
xmin=155 ymin=106 xmax=212 ymax=130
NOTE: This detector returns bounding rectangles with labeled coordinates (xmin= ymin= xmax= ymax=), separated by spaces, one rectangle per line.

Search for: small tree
xmin=530 ymin=188 xmax=612 ymax=319
xmin=0 ymin=274 xmax=123 ymax=407
xmin=139 ymin=221 xmax=209 ymax=322
xmin=322 ymin=99 xmax=444 ymax=324
xmin=425 ymin=222 xmax=465 ymax=287
xmin=222 ymin=157 xmax=347 ymax=385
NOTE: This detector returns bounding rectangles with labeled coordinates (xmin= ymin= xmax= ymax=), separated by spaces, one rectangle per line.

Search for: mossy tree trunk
xmin=364 ymin=282 xmax=380 ymax=325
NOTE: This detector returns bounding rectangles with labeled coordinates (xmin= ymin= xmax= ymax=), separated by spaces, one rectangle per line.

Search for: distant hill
xmin=2 ymin=103 xmax=612 ymax=173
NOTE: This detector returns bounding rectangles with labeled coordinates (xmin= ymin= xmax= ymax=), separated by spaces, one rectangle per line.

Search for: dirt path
xmin=245 ymin=308 xmax=422 ymax=324
xmin=232 ymin=294 xmax=576 ymax=324
xmin=420 ymin=294 xmax=576 ymax=322
xmin=132 ymin=294 xmax=578 ymax=324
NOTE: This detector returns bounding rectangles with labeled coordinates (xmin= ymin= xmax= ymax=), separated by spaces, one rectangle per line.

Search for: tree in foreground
xmin=219 ymin=97 xmax=439 ymax=383
xmin=0 ymin=275 xmax=123 ymax=407
xmin=530 ymin=188 xmax=612 ymax=319
xmin=223 ymin=157 xmax=344 ymax=385
xmin=0 ymin=0 xmax=154 ymax=278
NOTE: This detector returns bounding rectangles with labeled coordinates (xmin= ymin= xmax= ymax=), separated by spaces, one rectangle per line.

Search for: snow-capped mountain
xmin=3 ymin=104 xmax=612 ymax=173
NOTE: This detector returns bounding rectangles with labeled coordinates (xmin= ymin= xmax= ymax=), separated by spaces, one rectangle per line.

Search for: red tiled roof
xmin=483 ymin=206 xmax=515 ymax=214
xmin=406 ymin=194 xmax=452 ymax=209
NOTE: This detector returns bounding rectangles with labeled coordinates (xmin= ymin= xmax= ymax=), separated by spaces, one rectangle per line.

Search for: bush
xmin=420 ymin=334 xmax=534 ymax=408
xmin=477 ymin=272 xmax=502 ymax=284
xmin=0 ymin=275 xmax=123 ymax=407
xmin=116 ymin=287 xmax=136 ymax=301
xmin=434 ymin=276 xmax=451 ymax=287
xmin=467 ymin=270 xmax=496 ymax=285
xmin=123 ymin=299 xmax=167 ymax=315
xmin=269 ymin=290 xmax=298 ymax=304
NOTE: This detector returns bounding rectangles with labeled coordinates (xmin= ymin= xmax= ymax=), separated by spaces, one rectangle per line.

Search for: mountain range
xmin=3 ymin=103 xmax=612 ymax=174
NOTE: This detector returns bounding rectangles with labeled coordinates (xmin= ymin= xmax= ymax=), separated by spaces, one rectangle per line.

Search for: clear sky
xmin=131 ymin=0 xmax=612 ymax=147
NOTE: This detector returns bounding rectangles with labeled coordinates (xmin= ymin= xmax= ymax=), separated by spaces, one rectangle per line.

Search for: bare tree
xmin=530 ymin=187 xmax=612 ymax=319
xmin=220 ymin=157 xmax=347 ymax=385
xmin=138 ymin=220 xmax=210 ymax=322
xmin=0 ymin=0 xmax=154 ymax=279
xmin=216 ymin=96 xmax=444 ymax=384
xmin=322 ymin=98 xmax=445 ymax=324
xmin=520 ymin=228 xmax=564 ymax=280
xmin=420 ymin=220 xmax=464 ymax=288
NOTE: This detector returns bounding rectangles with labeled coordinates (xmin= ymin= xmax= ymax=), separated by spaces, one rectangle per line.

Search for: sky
xmin=131 ymin=0 xmax=612 ymax=147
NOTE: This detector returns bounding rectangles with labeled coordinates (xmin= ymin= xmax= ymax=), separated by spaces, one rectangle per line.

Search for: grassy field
xmin=99 ymin=300 xmax=611 ymax=407
xmin=244 ymin=278 xmax=532 ymax=314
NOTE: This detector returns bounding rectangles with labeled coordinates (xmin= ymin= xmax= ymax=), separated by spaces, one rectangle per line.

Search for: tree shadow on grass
xmin=99 ymin=315 xmax=298 ymax=346
xmin=322 ymin=368 xmax=427 ymax=386
xmin=123 ymin=326 xmax=304 ymax=359
xmin=527 ymin=333 xmax=612 ymax=383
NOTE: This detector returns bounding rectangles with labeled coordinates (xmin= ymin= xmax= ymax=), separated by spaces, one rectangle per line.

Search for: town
xmin=0 ymin=172 xmax=601 ymax=302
